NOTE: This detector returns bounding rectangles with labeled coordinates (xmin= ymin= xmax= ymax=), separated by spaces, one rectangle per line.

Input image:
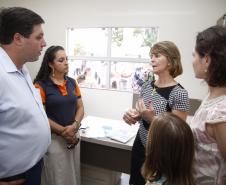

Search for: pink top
xmin=190 ymin=95 xmax=226 ymax=185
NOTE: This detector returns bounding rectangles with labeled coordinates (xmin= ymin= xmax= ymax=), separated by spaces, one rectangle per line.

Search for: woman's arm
xmin=171 ymin=87 xmax=189 ymax=121
xmin=172 ymin=110 xmax=188 ymax=121
xmin=61 ymin=98 xmax=84 ymax=145
xmin=213 ymin=122 xmax=226 ymax=161
xmin=123 ymin=109 xmax=141 ymax=125
xmin=61 ymin=98 xmax=84 ymax=137
xmin=74 ymin=98 xmax=84 ymax=123
xmin=42 ymin=104 xmax=65 ymax=135
xmin=49 ymin=117 xmax=76 ymax=145
xmin=45 ymin=106 xmax=75 ymax=143
xmin=48 ymin=118 xmax=65 ymax=135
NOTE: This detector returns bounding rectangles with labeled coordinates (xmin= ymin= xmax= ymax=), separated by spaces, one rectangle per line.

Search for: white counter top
xmin=80 ymin=115 xmax=193 ymax=151
xmin=80 ymin=116 xmax=139 ymax=151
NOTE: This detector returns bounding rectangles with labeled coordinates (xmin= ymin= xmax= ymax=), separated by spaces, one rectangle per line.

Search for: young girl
xmin=142 ymin=113 xmax=195 ymax=185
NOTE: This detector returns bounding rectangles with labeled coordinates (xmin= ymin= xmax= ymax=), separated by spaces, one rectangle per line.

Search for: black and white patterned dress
xmin=129 ymin=79 xmax=189 ymax=185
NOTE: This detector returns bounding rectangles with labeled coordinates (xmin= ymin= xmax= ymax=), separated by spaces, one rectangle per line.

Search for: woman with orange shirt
xmin=34 ymin=46 xmax=84 ymax=185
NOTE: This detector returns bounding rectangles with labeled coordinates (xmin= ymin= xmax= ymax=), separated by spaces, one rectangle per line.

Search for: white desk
xmin=80 ymin=115 xmax=193 ymax=174
xmin=80 ymin=116 xmax=139 ymax=174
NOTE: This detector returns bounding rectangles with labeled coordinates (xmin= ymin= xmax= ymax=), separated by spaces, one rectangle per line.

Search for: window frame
xmin=66 ymin=27 xmax=158 ymax=92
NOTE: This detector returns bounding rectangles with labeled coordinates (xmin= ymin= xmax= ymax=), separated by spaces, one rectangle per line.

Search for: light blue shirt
xmin=146 ymin=176 xmax=166 ymax=185
xmin=0 ymin=47 xmax=51 ymax=178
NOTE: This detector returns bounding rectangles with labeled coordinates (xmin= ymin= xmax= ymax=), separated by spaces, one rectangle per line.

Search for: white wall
xmin=1 ymin=0 xmax=225 ymax=119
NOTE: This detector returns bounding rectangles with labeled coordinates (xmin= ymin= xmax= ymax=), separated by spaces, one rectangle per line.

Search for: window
xmin=67 ymin=27 xmax=158 ymax=93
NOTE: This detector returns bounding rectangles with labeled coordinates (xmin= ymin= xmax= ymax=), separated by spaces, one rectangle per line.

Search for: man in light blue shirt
xmin=0 ymin=7 xmax=51 ymax=185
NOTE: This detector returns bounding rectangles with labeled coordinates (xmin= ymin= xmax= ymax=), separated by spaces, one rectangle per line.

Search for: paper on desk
xmin=81 ymin=116 xmax=139 ymax=143
xmin=81 ymin=116 xmax=108 ymax=138
xmin=107 ymin=128 xmax=137 ymax=143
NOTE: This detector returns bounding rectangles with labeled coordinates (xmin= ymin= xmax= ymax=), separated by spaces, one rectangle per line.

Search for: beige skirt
xmin=41 ymin=133 xmax=80 ymax=185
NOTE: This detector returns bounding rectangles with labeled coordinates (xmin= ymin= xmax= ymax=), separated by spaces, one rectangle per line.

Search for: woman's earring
xmin=52 ymin=68 xmax=55 ymax=77
xmin=204 ymin=69 xmax=208 ymax=73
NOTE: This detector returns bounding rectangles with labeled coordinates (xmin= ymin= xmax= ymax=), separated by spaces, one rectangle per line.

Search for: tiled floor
xmin=119 ymin=173 xmax=130 ymax=185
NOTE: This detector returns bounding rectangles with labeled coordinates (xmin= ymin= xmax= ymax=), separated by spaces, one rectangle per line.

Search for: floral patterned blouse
xmin=190 ymin=95 xmax=226 ymax=185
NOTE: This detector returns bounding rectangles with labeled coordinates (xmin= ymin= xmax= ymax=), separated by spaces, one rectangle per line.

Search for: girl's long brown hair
xmin=142 ymin=113 xmax=195 ymax=185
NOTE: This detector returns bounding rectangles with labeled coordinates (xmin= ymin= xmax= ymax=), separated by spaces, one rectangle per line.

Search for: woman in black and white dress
xmin=123 ymin=41 xmax=189 ymax=185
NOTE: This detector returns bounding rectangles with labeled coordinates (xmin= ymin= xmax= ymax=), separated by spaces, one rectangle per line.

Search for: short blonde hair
xmin=150 ymin=41 xmax=183 ymax=78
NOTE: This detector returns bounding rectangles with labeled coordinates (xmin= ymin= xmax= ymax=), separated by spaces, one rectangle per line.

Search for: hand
xmin=0 ymin=179 xmax=25 ymax=185
xmin=61 ymin=125 xmax=76 ymax=138
xmin=135 ymin=98 xmax=146 ymax=112
xmin=136 ymin=98 xmax=155 ymax=123
xmin=61 ymin=125 xmax=76 ymax=144
xmin=67 ymin=133 xmax=80 ymax=149
xmin=123 ymin=109 xmax=141 ymax=125
xmin=141 ymin=107 xmax=155 ymax=123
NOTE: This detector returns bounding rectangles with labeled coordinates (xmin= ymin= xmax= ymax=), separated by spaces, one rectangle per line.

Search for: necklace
xmin=151 ymin=85 xmax=158 ymax=96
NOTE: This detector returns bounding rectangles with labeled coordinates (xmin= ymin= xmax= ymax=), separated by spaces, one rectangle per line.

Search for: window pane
xmin=110 ymin=61 xmax=152 ymax=92
xmin=67 ymin=27 xmax=158 ymax=92
xmin=67 ymin=28 xmax=108 ymax=57
xmin=111 ymin=28 xmax=158 ymax=59
xmin=68 ymin=59 xmax=108 ymax=88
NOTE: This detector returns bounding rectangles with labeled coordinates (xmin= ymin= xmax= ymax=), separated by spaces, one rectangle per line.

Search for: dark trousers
xmin=1 ymin=159 xmax=43 ymax=185
xmin=129 ymin=132 xmax=146 ymax=185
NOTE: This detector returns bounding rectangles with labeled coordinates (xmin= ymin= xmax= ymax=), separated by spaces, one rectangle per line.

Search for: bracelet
xmin=73 ymin=120 xmax=81 ymax=128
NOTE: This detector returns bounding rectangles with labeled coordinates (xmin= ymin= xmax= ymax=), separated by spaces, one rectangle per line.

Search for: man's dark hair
xmin=0 ymin=7 xmax=44 ymax=44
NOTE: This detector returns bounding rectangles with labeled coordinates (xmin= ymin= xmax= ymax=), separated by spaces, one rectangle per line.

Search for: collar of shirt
xmin=0 ymin=47 xmax=27 ymax=75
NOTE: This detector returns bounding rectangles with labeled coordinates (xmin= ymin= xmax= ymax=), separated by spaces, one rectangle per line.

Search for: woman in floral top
xmin=190 ymin=26 xmax=226 ymax=185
